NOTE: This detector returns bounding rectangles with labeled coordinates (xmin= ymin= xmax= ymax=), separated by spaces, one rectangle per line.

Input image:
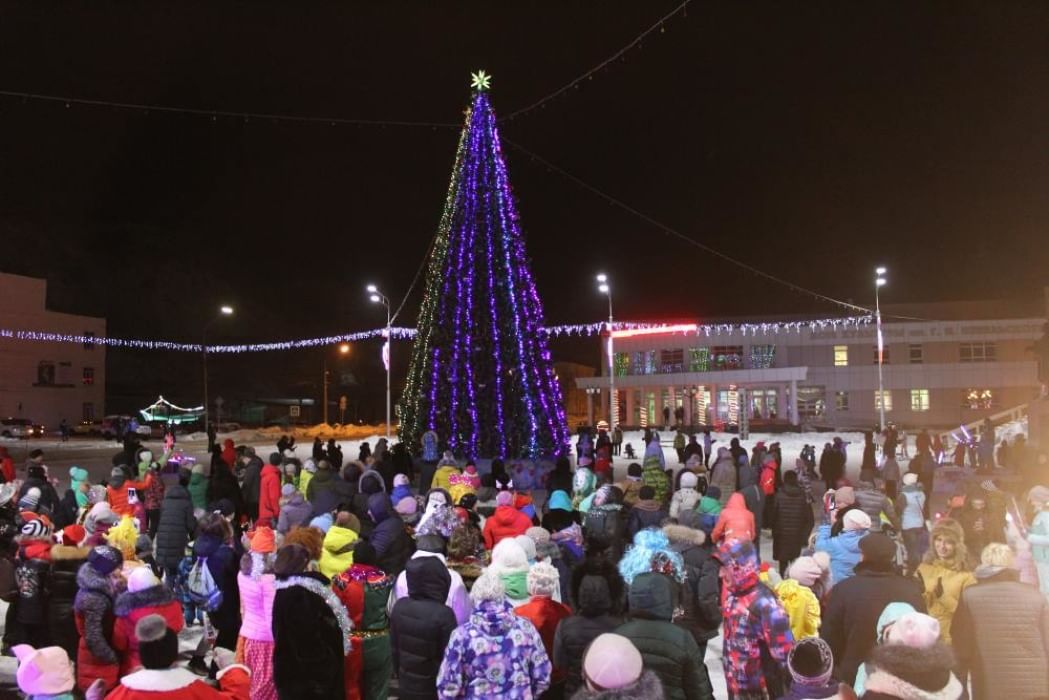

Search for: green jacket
xmin=187 ymin=472 xmax=208 ymax=510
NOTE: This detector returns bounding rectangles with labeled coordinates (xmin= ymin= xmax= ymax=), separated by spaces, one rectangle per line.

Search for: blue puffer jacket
xmin=814 ymin=523 xmax=866 ymax=584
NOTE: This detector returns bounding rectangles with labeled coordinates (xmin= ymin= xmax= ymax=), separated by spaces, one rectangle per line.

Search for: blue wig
xmin=617 ymin=528 xmax=685 ymax=585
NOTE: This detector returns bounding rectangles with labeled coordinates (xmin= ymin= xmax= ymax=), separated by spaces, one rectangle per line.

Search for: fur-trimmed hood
xmin=864 ymin=642 xmax=962 ymax=700
xmin=114 ymin=583 xmax=178 ymax=616
xmin=662 ymin=523 xmax=706 ymax=547
xmin=569 ymin=670 xmax=664 ymax=699
xmin=50 ymin=544 xmax=90 ymax=562
xmin=76 ymin=559 xmax=120 ymax=596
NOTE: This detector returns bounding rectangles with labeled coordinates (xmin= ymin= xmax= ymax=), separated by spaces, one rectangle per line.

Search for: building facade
xmin=0 ymin=273 xmax=106 ymax=431
xmin=576 ymin=303 xmax=1045 ymax=431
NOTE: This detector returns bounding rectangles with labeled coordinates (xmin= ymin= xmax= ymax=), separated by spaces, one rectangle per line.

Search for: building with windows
xmin=575 ymin=299 xmax=1046 ymax=430
xmin=0 ymin=273 xmax=106 ymax=431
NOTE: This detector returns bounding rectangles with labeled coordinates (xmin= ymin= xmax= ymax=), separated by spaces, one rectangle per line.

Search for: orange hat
xmin=60 ymin=525 xmax=86 ymax=547
xmin=250 ymin=526 xmax=276 ymax=554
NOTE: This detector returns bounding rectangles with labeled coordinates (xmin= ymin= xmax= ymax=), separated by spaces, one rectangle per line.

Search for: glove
xmin=85 ymin=679 xmax=107 ymax=700
xmin=213 ymin=647 xmax=236 ymax=670
xmin=933 ymin=577 xmax=944 ymax=598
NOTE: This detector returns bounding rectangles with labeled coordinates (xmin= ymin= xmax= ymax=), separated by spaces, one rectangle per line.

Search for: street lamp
xmin=323 ymin=343 xmax=352 ymax=425
xmin=596 ymin=274 xmax=616 ymax=436
xmin=875 ymin=267 xmax=887 ymax=432
xmin=202 ymin=305 xmax=234 ymax=432
xmin=367 ymin=285 xmax=392 ymax=440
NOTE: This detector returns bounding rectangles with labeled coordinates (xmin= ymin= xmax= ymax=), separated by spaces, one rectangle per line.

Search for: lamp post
xmin=596 ymin=274 xmax=616 ymax=435
xmin=367 ymin=285 xmax=392 ymax=440
xmin=323 ymin=343 xmax=351 ymax=425
xmin=202 ymin=305 xmax=234 ymax=431
xmin=875 ymin=267 xmax=887 ymax=433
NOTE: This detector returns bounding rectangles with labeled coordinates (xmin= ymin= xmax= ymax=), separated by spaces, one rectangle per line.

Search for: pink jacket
xmin=237 ymin=571 xmax=276 ymax=642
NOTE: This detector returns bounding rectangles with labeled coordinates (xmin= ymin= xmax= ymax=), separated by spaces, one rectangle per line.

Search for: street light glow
xmin=219 ymin=305 xmax=234 ymax=315
xmin=876 ymin=278 xmax=887 ymax=287
xmin=370 ymin=294 xmax=381 ymax=303
xmin=366 ymin=284 xmax=378 ymax=293
xmin=598 ymin=283 xmax=609 ymax=294
xmin=596 ymin=273 xmax=607 ymax=283
xmin=875 ymin=266 xmax=887 ymax=275
xmin=339 ymin=343 xmax=350 ymax=354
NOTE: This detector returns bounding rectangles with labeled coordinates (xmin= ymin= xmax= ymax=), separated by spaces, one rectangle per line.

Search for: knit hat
xmin=679 ymin=472 xmax=698 ymax=489
xmin=17 ymin=488 xmax=41 ymax=511
xmin=127 ymin=566 xmax=160 ymax=594
xmin=526 ymin=561 xmax=560 ymax=597
xmin=525 ymin=526 xmax=551 ymax=546
xmin=250 ymin=525 xmax=276 ymax=554
xmin=87 ymin=545 xmax=123 ymax=576
xmin=191 ymin=463 xmax=205 ymax=475
xmin=269 ymin=452 xmax=282 ymax=466
xmin=69 ymin=466 xmax=88 ymax=483
xmin=136 ymin=614 xmax=179 ymax=669
xmin=469 ymin=570 xmax=507 ymax=603
xmin=281 ymin=483 xmax=296 ymax=497
xmin=19 ymin=512 xmax=51 ymax=539
xmin=886 ymin=611 xmax=940 ymax=648
xmin=582 ymin=633 xmax=644 ymax=690
xmin=60 ymin=525 xmax=86 ymax=547
xmin=627 ymin=463 xmax=642 ymax=479
xmin=309 ymin=513 xmax=333 ymax=534
xmin=139 ymin=450 xmax=153 ymax=465
xmin=902 ymin=472 xmax=919 ymax=486
xmin=515 ymin=534 xmax=537 ymax=562
xmin=787 ymin=637 xmax=834 ymax=686
xmin=12 ymin=645 xmax=75 ymax=695
xmin=394 ymin=497 xmax=418 ymax=515
xmin=490 ymin=537 xmax=528 ymax=570
xmin=84 ymin=501 xmax=117 ymax=534
xmin=834 ymin=486 xmax=856 ymax=507
xmin=787 ymin=556 xmax=824 ymax=587
xmin=843 ymin=509 xmax=872 ymax=531
xmin=495 ymin=490 xmax=514 ymax=507
xmin=547 ymin=490 xmax=572 ymax=512
xmin=393 ymin=473 xmax=410 ymax=488
xmin=859 ymin=532 xmax=897 ymax=564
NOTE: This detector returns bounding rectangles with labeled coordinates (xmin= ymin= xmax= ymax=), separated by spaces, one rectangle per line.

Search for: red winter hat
xmin=60 ymin=525 xmax=86 ymax=547
xmin=250 ymin=526 xmax=276 ymax=554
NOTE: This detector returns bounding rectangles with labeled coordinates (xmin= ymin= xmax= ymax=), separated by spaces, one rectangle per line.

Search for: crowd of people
xmin=0 ymin=420 xmax=1047 ymax=700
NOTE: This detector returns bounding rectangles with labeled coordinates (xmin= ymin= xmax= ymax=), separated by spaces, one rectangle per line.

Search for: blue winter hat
xmin=309 ymin=513 xmax=333 ymax=534
xmin=548 ymin=490 xmax=572 ymax=512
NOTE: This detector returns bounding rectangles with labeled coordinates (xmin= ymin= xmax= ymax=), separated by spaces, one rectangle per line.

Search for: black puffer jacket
xmin=390 ymin=556 xmax=458 ymax=700
xmin=49 ymin=544 xmax=89 ymax=659
xmin=368 ymin=493 xmax=414 ymax=579
xmin=662 ymin=524 xmax=721 ymax=644
xmin=854 ymin=484 xmax=898 ymax=532
xmin=770 ymin=483 xmax=814 ymax=563
xmin=554 ymin=558 xmax=624 ymax=696
xmin=584 ymin=504 xmax=628 ymax=560
xmin=154 ymin=485 xmax=196 ymax=570
xmin=18 ymin=470 xmax=61 ymax=517
xmin=192 ymin=533 xmax=240 ymax=638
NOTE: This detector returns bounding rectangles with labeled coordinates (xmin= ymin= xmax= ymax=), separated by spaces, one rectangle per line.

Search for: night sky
xmin=1 ymin=2 xmax=1047 ymax=413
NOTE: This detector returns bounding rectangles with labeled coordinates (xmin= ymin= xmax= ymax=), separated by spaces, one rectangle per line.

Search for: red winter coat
xmin=104 ymin=665 xmax=250 ymax=699
xmin=257 ymin=464 xmax=282 ymax=525
xmin=483 ymin=505 xmax=532 ymax=550
xmin=711 ymin=493 xmax=756 ymax=544
xmin=108 ymin=473 xmax=153 ymax=517
xmin=759 ymin=465 xmax=777 ymax=497
xmin=514 ymin=595 xmax=572 ymax=663
xmin=113 ymin=583 xmax=185 ymax=675
xmin=221 ymin=439 xmax=237 ymax=469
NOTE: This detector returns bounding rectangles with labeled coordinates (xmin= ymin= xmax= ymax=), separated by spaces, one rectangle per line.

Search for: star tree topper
xmin=470 ymin=70 xmax=492 ymax=91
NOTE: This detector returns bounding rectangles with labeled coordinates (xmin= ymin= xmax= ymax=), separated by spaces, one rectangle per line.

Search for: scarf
xmin=274 ymin=575 xmax=354 ymax=654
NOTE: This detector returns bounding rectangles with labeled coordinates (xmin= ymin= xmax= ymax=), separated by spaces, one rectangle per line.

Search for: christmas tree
xmin=398 ymin=72 xmax=570 ymax=459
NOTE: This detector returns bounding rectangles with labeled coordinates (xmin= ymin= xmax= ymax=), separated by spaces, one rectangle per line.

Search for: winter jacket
xmin=391 ymin=551 xmax=471 ymax=625
xmin=516 ymin=595 xmax=573 ymax=669
xmin=113 ymin=583 xmax=184 ymax=674
xmin=615 ymin=572 xmax=711 ymax=700
xmin=568 ymin=671 xmax=665 ymax=700
xmin=915 ymin=560 xmax=975 ymax=645
xmin=367 ymin=492 xmax=414 ymax=578
xmin=49 ymin=543 xmax=89 ymax=660
xmin=14 ymin=540 xmax=51 ymax=625
xmin=669 ymin=486 xmax=702 ymax=520
xmin=711 ymin=493 xmax=755 ymax=544
xmin=898 ymin=485 xmax=926 ymax=531
xmin=205 ymin=466 xmax=243 ymax=514
xmin=154 ymin=485 xmax=196 ymax=571
xmin=318 ymin=524 xmax=359 ymax=580
xmin=814 ymin=523 xmax=866 ymax=583
xmin=330 ymin=562 xmax=394 ymax=700
xmin=1029 ymin=510 xmax=1049 ymax=563
xmin=820 ymin=562 xmax=925 ymax=685
xmin=584 ymin=503 xmax=628 ymax=558
xmin=774 ymin=578 xmax=820 ymax=640
xmin=277 ymin=491 xmax=313 ymax=534
xmin=554 ymin=558 xmax=624 ymax=696
xmin=19 ymin=473 xmax=61 ymax=515
xmin=641 ymin=458 xmax=670 ymax=504
xmin=272 ymin=572 xmax=348 ymax=700
xmin=437 ymin=597 xmax=551 ymax=699
xmin=391 ymin=556 xmax=459 ymax=700
xmin=187 ymin=471 xmax=208 ymax=510
xmin=713 ymin=540 xmax=793 ymax=697
xmin=192 ymin=533 xmax=241 ymax=637
xmin=483 ymin=505 xmax=532 ymax=549
xmin=73 ymin=562 xmax=121 ymax=692
xmin=241 ymin=455 xmax=263 ymax=506
xmin=771 ymin=484 xmax=814 ymax=563
xmin=710 ymin=449 xmax=737 ymax=506
xmin=107 ymin=473 xmax=153 ymax=517
xmin=952 ymin=566 xmax=1049 ymax=700
xmin=615 ymin=478 xmax=644 ymax=508
xmin=663 ymin=524 xmax=722 ymax=644
xmin=626 ymin=499 xmax=668 ymax=539
xmin=257 ymin=463 xmax=282 ymax=525
xmin=104 ymin=665 xmax=251 ymax=700
xmin=432 ymin=465 xmax=460 ymax=494
xmin=861 ymin=641 xmax=963 ymax=700
xmin=854 ymin=485 xmax=898 ymax=532
xmin=237 ymin=567 xmax=276 ymax=643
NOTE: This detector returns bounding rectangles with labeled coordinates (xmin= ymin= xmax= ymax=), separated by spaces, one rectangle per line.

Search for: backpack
xmin=186 ymin=556 xmax=223 ymax=612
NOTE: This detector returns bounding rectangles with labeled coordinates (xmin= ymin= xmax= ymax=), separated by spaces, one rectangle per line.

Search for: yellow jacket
xmin=298 ymin=469 xmax=313 ymax=498
xmin=916 ymin=561 xmax=975 ymax=644
xmin=318 ymin=525 xmax=358 ymax=580
xmin=775 ymin=579 xmax=821 ymax=640
xmin=432 ymin=465 xmax=461 ymax=493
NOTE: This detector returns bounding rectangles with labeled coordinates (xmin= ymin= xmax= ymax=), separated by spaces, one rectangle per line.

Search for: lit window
xmin=909 ymin=344 xmax=923 ymax=364
xmin=834 ymin=345 xmax=848 ymax=367
xmin=82 ymin=367 xmax=95 ymax=385
xmin=960 ymin=342 xmax=997 ymax=363
xmin=711 ymin=346 xmax=743 ymax=370
xmin=910 ymin=389 xmax=930 ymax=412
xmin=749 ymin=345 xmax=776 ymax=369
xmin=689 ymin=348 xmax=710 ymax=372
xmin=963 ymin=389 xmax=995 ymax=410
xmin=835 ymin=391 xmax=849 ymax=411
xmin=873 ymin=346 xmax=890 ymax=364
xmin=660 ymin=349 xmax=684 ymax=374
xmin=875 ymin=390 xmax=893 ymax=412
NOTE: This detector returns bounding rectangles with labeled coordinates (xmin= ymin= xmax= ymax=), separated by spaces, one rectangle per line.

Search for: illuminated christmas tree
xmin=398 ymin=72 xmax=569 ymax=459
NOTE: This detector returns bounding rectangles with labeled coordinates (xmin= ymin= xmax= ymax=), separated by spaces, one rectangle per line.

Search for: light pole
xmin=323 ymin=343 xmax=351 ymax=425
xmin=202 ymin=305 xmax=234 ymax=431
xmin=367 ymin=285 xmax=392 ymax=440
xmin=596 ymin=274 xmax=616 ymax=435
xmin=875 ymin=267 xmax=887 ymax=433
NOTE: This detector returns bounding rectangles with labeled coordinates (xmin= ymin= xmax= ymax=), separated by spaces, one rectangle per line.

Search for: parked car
xmin=101 ymin=415 xmax=151 ymax=439
xmin=72 ymin=419 xmax=103 ymax=436
xmin=0 ymin=418 xmax=44 ymax=438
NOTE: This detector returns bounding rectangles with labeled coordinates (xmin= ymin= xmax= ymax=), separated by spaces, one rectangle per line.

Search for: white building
xmin=576 ymin=300 xmax=1045 ymax=431
xmin=0 ymin=273 xmax=106 ymax=431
